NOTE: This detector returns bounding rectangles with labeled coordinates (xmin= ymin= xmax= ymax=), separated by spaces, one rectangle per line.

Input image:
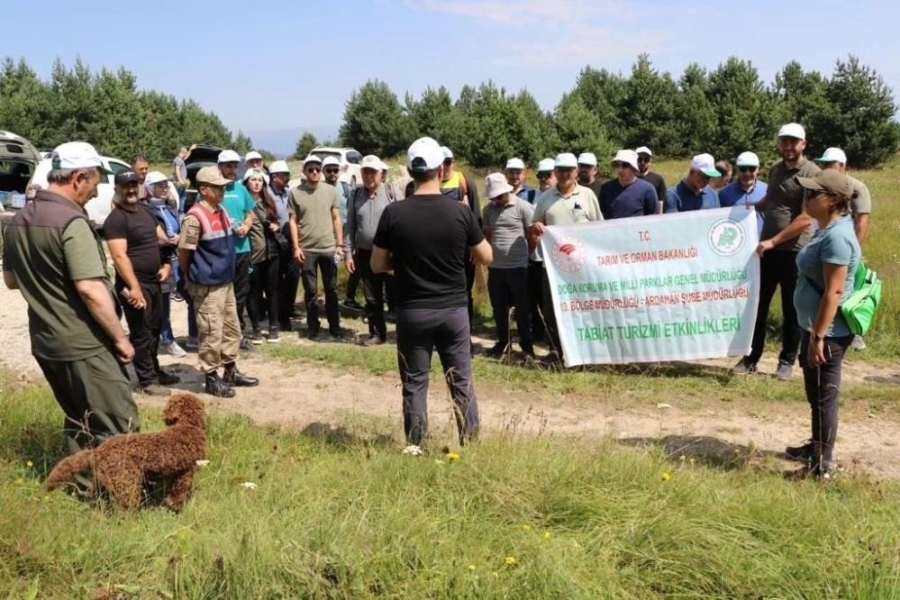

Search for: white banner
xmin=541 ymin=207 xmax=761 ymax=366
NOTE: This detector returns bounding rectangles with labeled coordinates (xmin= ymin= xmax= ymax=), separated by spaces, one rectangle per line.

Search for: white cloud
xmin=403 ymin=0 xmax=671 ymax=67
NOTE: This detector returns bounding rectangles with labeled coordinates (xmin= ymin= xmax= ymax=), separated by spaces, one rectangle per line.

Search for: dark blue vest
xmin=187 ymin=203 xmax=235 ymax=286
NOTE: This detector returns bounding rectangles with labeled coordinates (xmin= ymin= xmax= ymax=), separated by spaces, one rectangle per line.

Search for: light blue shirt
xmin=794 ymin=216 xmax=861 ymax=338
xmin=664 ymin=181 xmax=720 ymax=213
xmin=333 ymin=182 xmax=348 ymax=223
xmin=718 ymin=180 xmax=767 ymax=238
xmin=222 ymin=181 xmax=255 ymax=255
xmin=268 ymin=184 xmax=292 ymax=229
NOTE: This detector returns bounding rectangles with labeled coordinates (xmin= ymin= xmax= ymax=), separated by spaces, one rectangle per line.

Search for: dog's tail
xmin=46 ymin=450 xmax=94 ymax=490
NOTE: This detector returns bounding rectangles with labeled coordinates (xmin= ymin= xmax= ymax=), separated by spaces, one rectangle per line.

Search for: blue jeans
xmin=160 ymin=292 xmax=175 ymax=346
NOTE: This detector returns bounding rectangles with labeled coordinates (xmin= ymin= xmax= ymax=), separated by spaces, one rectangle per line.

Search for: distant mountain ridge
xmin=245 ymin=126 xmax=339 ymax=158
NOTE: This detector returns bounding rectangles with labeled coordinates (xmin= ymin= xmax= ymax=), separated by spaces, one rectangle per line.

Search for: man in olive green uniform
xmin=2 ymin=142 xmax=139 ymax=459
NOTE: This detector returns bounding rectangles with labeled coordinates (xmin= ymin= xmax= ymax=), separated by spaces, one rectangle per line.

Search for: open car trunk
xmin=0 ymin=131 xmax=40 ymax=211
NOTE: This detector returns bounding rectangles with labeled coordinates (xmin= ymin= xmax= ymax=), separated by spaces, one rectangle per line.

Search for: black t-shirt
xmin=103 ymin=203 xmax=161 ymax=285
xmin=373 ymin=193 xmax=484 ymax=309
xmin=639 ymin=171 xmax=667 ymax=202
xmin=586 ymin=179 xmax=604 ymax=200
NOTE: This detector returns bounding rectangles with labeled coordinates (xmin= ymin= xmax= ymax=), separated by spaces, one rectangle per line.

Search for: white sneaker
xmin=401 ymin=445 xmax=424 ymax=456
xmin=164 ymin=341 xmax=187 ymax=358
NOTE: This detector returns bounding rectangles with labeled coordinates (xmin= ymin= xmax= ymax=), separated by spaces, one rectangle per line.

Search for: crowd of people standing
xmin=1 ymin=119 xmax=874 ymax=478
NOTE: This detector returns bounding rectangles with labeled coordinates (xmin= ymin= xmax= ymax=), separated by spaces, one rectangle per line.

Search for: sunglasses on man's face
xmin=536 ymin=172 xmax=552 ymax=179
xmin=637 ymin=156 xmax=650 ymax=163
xmin=306 ymin=167 xmax=321 ymax=174
xmin=324 ymin=169 xmax=339 ymax=175
xmin=738 ymin=166 xmax=757 ymax=173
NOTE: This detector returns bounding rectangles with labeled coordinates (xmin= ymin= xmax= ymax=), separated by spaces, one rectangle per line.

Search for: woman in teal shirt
xmin=787 ymin=171 xmax=861 ymax=479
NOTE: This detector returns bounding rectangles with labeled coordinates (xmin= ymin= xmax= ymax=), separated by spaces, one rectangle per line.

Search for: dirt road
xmin=2 ymin=281 xmax=899 ymax=479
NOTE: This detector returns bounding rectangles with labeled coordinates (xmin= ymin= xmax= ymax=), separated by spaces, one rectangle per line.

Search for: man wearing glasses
xmin=664 ymin=153 xmax=722 ymax=213
xmin=598 ymin=149 xmax=658 ymax=219
xmin=535 ymin=158 xmax=556 ymax=193
xmin=734 ymin=123 xmax=821 ymax=380
xmin=718 ymin=151 xmax=767 ymax=237
xmin=635 ymin=146 xmax=667 ymax=213
xmin=529 ymin=153 xmax=602 ymax=362
xmin=321 ymin=156 xmax=357 ymax=310
xmin=290 ymin=155 xmax=344 ymax=340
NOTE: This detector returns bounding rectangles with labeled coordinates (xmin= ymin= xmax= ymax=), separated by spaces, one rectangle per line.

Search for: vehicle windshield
xmin=0 ymin=159 xmax=34 ymax=194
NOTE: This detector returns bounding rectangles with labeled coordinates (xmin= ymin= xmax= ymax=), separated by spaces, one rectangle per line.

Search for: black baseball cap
xmin=114 ymin=170 xmax=140 ymax=185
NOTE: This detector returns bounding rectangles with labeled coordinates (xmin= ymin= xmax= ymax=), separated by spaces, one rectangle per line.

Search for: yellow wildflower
xmin=15 ymin=478 xmax=24 ymax=485
xmin=468 ymin=565 xmax=476 ymax=571
xmin=543 ymin=531 xmax=552 ymax=540
xmin=26 ymin=461 xmax=33 ymax=468
xmin=661 ymin=472 xmax=672 ymax=482
xmin=505 ymin=556 xmax=517 ymax=566
xmin=446 ymin=452 xmax=461 ymax=462
xmin=522 ymin=524 xmax=532 ymax=532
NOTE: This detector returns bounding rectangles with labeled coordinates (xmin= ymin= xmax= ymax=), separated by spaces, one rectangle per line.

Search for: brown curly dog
xmin=46 ymin=392 xmax=207 ymax=511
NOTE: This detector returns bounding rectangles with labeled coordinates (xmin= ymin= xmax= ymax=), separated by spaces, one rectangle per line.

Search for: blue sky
xmin=5 ymin=0 xmax=898 ymax=148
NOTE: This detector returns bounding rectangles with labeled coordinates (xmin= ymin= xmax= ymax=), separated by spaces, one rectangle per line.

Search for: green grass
xmin=3 ymin=380 xmax=900 ymax=598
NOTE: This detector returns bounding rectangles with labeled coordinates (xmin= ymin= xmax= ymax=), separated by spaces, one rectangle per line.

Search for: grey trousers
xmin=396 ymin=306 xmax=480 ymax=446
xmin=487 ymin=267 xmax=533 ymax=353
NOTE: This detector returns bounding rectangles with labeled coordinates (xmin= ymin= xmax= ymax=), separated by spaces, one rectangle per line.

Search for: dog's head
xmin=163 ymin=393 xmax=207 ymax=430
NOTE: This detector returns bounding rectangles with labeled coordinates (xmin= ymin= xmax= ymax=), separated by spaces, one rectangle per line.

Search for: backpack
xmin=805 ymin=261 xmax=882 ymax=336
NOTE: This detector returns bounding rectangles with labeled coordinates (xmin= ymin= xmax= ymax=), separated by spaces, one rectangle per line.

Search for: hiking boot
xmin=138 ymin=384 xmax=171 ymax=397
xmin=306 ymin=329 xmax=321 ymax=341
xmin=162 ymin=341 xmax=187 ymax=358
xmin=485 ymin=343 xmax=508 ymax=359
xmin=184 ymin=337 xmax=200 ymax=352
xmin=249 ymin=330 xmax=265 ymax=345
xmin=733 ymin=357 xmax=757 ymax=375
xmin=813 ymin=462 xmax=837 ymax=480
xmin=327 ymin=329 xmax=343 ymax=342
xmin=156 ymin=370 xmax=181 ymax=386
xmin=205 ymin=372 xmax=235 ymax=398
xmin=267 ymin=329 xmax=281 ymax=343
xmin=343 ymin=299 xmax=363 ymax=311
xmin=279 ymin=320 xmax=293 ymax=332
xmin=361 ymin=335 xmax=385 ymax=347
xmin=171 ymin=291 xmax=185 ymax=303
xmin=522 ymin=351 xmax=538 ymax=367
xmin=776 ymin=361 xmax=793 ymax=381
xmin=784 ymin=441 xmax=814 ymax=464
xmin=223 ymin=363 xmax=259 ymax=387
xmin=239 ymin=337 xmax=254 ymax=352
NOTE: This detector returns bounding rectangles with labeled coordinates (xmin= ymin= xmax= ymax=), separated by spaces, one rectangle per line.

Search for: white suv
xmin=28 ymin=155 xmax=133 ymax=224
xmin=308 ymin=147 xmax=363 ymax=186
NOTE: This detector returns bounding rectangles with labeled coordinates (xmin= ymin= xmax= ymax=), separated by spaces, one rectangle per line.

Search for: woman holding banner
xmin=786 ymin=171 xmax=860 ymax=479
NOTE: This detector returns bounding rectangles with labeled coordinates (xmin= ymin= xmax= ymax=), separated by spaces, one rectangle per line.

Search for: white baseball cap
xmin=577 ymin=152 xmax=597 ymax=167
xmin=554 ymin=153 xmax=578 ymax=169
xmin=635 ymin=146 xmax=653 ymax=157
xmin=303 ymin=155 xmax=323 ymax=168
xmin=242 ymin=168 xmax=269 ymax=183
xmin=322 ymin=156 xmax=340 ymax=168
xmin=361 ymin=155 xmax=388 ymax=171
xmin=245 ymin=151 xmax=263 ymax=162
xmin=735 ymin=151 xmax=760 ymax=168
xmin=441 ymin=146 xmax=453 ymax=160
xmin=691 ymin=153 xmax=722 ymax=178
xmin=269 ymin=160 xmax=290 ymax=174
xmin=505 ymin=158 xmax=525 ymax=171
xmin=218 ymin=149 xmax=241 ymax=164
xmin=537 ymin=158 xmax=555 ymax=173
xmin=778 ymin=123 xmax=806 ymax=140
xmin=485 ymin=173 xmax=514 ymax=199
xmin=612 ymin=149 xmax=639 ymax=171
xmin=144 ymin=171 xmax=169 ymax=186
xmin=408 ymin=137 xmax=445 ymax=173
xmin=51 ymin=142 xmax=113 ymax=173
xmin=816 ymin=147 xmax=847 ymax=164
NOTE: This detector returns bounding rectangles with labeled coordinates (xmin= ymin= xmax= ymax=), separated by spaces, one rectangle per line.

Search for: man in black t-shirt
xmin=636 ymin=146 xmax=667 ymax=213
xmin=372 ymin=137 xmax=493 ymax=452
xmin=105 ymin=170 xmax=180 ymax=396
